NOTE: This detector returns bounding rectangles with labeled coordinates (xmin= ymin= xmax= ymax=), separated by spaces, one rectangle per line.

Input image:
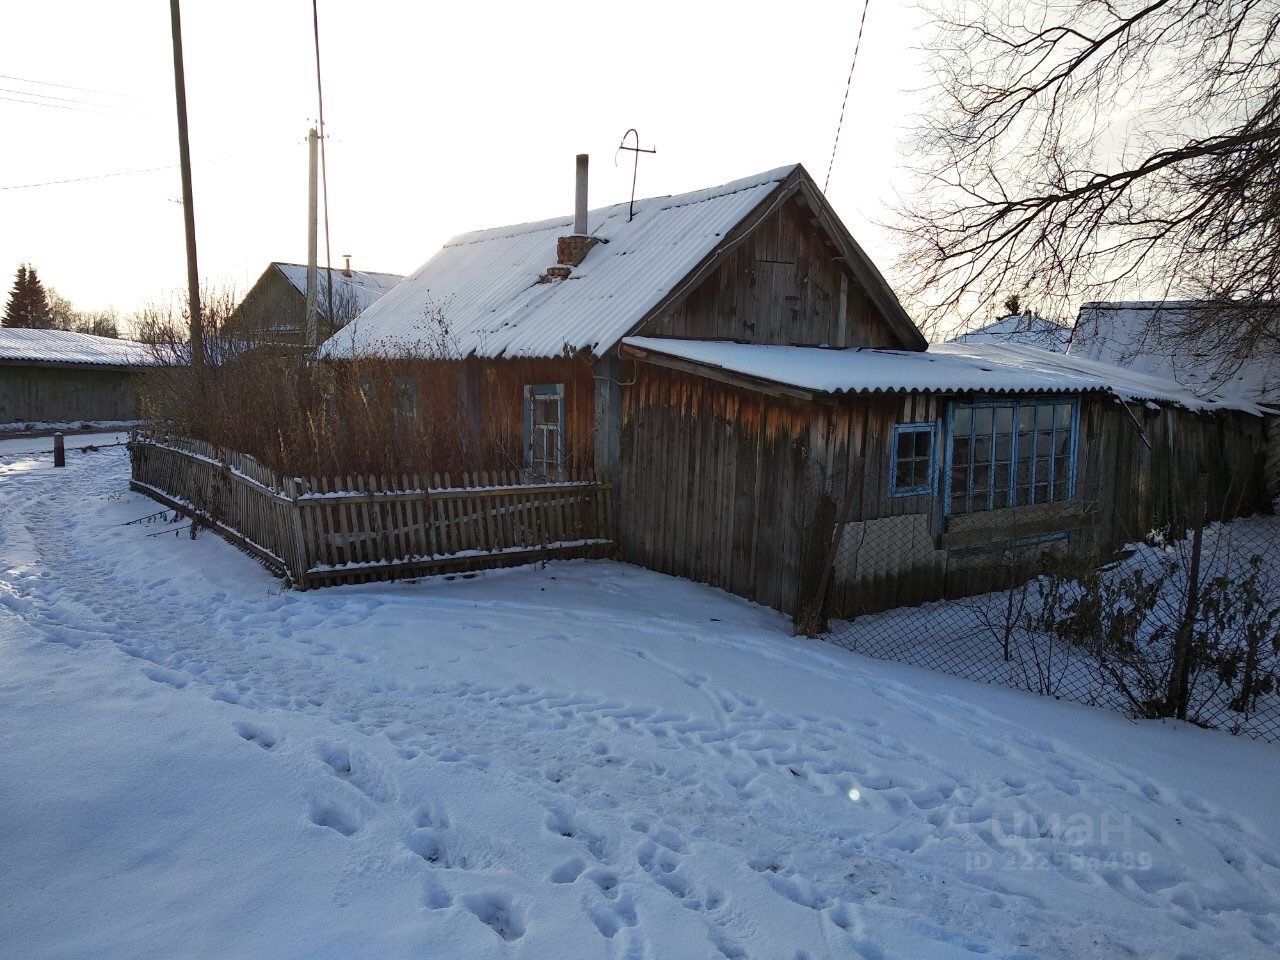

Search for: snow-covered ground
xmin=0 ymin=430 xmax=130 ymax=458
xmin=2 ymin=446 xmax=1278 ymax=960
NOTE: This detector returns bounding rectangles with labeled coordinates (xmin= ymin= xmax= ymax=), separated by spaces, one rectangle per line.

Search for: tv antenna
xmin=616 ymin=128 xmax=656 ymax=222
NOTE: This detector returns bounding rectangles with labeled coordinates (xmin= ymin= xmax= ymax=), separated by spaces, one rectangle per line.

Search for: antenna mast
xmin=616 ymin=128 xmax=656 ymax=222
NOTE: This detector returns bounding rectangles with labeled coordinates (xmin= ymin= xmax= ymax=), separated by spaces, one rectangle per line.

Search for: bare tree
xmin=898 ymin=0 xmax=1280 ymax=353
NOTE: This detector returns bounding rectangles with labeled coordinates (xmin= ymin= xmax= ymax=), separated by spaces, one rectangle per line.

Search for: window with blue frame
xmin=524 ymin=383 xmax=565 ymax=477
xmin=946 ymin=397 xmax=1078 ymax=515
xmin=889 ymin=422 xmax=937 ymax=497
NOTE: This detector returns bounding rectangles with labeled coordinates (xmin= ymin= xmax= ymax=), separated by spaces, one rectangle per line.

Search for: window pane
xmin=1018 ymin=405 xmax=1035 ymax=432
xmin=1054 ymin=476 xmax=1071 ymax=501
xmin=896 ymin=460 xmax=913 ymax=491
xmin=1035 ymin=430 xmax=1053 ymax=457
xmin=1055 ymin=429 xmax=1071 ymax=457
xmin=995 ymin=433 xmax=1012 ymax=462
xmin=1036 ymin=403 xmax=1055 ymax=429
xmin=973 ymin=463 xmax=990 ymax=495
xmin=994 ymin=406 xmax=1013 ymax=433
xmin=1056 ymin=403 xmax=1073 ymax=427
xmin=975 ymin=407 xmax=993 ymax=436
xmin=953 ymin=435 xmax=972 ymax=466
xmin=994 ymin=463 xmax=1010 ymax=503
xmin=954 ymin=407 xmax=972 ymax=435
xmin=914 ymin=430 xmax=932 ymax=459
xmin=974 ymin=435 xmax=992 ymax=464
xmin=896 ymin=430 xmax=913 ymax=460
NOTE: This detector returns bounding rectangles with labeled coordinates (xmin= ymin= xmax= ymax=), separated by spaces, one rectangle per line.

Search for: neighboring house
xmin=226 ymin=261 xmax=403 ymax=346
xmin=948 ymin=312 xmax=1071 ymax=352
xmin=0 ymin=327 xmax=155 ymax=429
xmin=1070 ymin=300 xmax=1280 ymax=498
xmin=319 ymin=161 xmax=1270 ymax=617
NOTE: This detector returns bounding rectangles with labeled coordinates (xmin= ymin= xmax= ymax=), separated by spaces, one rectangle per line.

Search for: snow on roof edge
xmin=621 ymin=336 xmax=1271 ymax=416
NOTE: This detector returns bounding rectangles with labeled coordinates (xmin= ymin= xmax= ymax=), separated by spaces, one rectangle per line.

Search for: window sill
xmin=941 ymin=499 xmax=1086 ymax=550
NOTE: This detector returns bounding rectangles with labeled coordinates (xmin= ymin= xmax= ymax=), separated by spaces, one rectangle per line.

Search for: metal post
xmin=305 ymin=127 xmax=320 ymax=346
xmin=53 ymin=432 xmax=65 ymax=468
xmin=168 ymin=0 xmax=203 ymax=368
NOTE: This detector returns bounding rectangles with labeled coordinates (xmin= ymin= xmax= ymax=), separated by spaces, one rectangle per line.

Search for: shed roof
xmin=0 ymin=327 xmax=155 ymax=367
xmin=318 ymin=164 xmax=922 ymax=361
xmin=621 ymin=336 xmax=1269 ymax=415
xmin=1068 ymin=301 xmax=1280 ymax=406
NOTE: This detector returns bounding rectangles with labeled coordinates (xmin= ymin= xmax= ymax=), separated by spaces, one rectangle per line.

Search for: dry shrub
xmin=136 ymin=298 xmax=593 ymax=480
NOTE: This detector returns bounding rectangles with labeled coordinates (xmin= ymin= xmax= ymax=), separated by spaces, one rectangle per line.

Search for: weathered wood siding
xmin=342 ymin=356 xmax=597 ymax=473
xmin=224 ymin=269 xmax=308 ymax=344
xmin=637 ymin=198 xmax=904 ymax=349
xmin=0 ymin=363 xmax=142 ymax=425
xmin=619 ymin=364 xmax=1269 ymax=619
xmin=618 ymin=365 xmax=831 ymax=613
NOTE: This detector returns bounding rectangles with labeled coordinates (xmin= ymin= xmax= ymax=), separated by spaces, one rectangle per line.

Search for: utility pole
xmin=305 ymin=127 xmax=320 ymax=347
xmin=168 ymin=0 xmax=203 ymax=368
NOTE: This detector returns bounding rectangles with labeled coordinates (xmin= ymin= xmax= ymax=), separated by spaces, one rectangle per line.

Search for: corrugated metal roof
xmin=0 ymin=327 xmax=155 ymax=367
xmin=622 ymin=336 xmax=1269 ymax=415
xmin=1069 ymin=301 xmax=1280 ymax=406
xmin=272 ymin=263 xmax=404 ymax=320
xmin=318 ymin=166 xmax=798 ymax=361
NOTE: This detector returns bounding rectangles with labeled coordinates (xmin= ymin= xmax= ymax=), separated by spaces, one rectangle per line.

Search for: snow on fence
xmin=127 ymin=434 xmax=614 ymax=588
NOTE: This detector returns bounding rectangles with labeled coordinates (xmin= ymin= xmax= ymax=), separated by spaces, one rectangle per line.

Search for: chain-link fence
xmin=819 ymin=498 xmax=1280 ymax=743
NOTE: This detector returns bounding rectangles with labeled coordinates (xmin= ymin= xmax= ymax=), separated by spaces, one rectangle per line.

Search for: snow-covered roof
xmin=1069 ymin=301 xmax=1279 ymax=407
xmin=948 ymin=313 xmax=1071 ymax=352
xmin=0 ymin=327 xmax=155 ymax=367
xmin=621 ymin=336 xmax=1269 ymax=415
xmin=318 ymin=164 xmax=921 ymax=361
xmin=272 ymin=263 xmax=403 ymax=320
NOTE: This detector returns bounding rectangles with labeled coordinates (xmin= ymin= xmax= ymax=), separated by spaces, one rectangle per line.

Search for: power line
xmin=0 ymin=93 xmax=152 ymax=119
xmin=0 ymin=162 xmax=180 ymax=191
xmin=823 ymin=0 xmax=872 ymax=194
xmin=312 ymin=0 xmax=335 ymax=331
xmin=0 ymin=72 xmax=147 ymax=100
xmin=0 ymin=141 xmax=296 ymax=192
xmin=0 ymin=86 xmax=153 ymax=117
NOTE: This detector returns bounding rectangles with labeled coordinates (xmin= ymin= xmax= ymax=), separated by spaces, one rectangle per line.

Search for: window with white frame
xmin=524 ymin=383 xmax=564 ymax=476
xmin=889 ymin=422 xmax=937 ymax=497
xmin=947 ymin=397 xmax=1078 ymax=515
xmin=392 ymin=376 xmax=418 ymax=421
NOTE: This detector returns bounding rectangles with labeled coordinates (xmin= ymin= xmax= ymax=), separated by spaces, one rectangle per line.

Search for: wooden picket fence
xmin=127 ymin=434 xmax=614 ymax=588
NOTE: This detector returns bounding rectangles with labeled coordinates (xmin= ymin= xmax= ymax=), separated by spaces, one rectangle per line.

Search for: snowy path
xmin=1 ymin=445 xmax=1279 ymax=959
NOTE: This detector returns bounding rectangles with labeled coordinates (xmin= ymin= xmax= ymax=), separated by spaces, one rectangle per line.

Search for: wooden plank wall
xmin=638 ymin=198 xmax=903 ymax=349
xmin=0 ymin=365 xmax=142 ymax=424
xmin=617 ymin=365 xmax=832 ymax=615
xmin=617 ymin=365 xmax=1269 ymax=621
xmin=333 ymin=356 xmax=596 ymax=474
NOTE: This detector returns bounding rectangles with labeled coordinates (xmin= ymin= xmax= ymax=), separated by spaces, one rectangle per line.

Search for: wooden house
xmin=226 ymin=260 xmax=403 ymax=346
xmin=0 ymin=327 xmax=155 ymax=430
xmin=318 ymin=160 xmax=1271 ymax=618
xmin=1070 ymin=300 xmax=1280 ymax=501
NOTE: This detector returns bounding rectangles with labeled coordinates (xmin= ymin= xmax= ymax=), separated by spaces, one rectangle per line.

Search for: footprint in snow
xmin=233 ymin=720 xmax=280 ymax=750
xmin=462 ymin=892 xmax=525 ymax=941
xmin=307 ymin=795 xmax=362 ymax=837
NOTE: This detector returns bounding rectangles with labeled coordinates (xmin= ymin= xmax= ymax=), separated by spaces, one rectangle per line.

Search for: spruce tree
xmin=3 ymin=265 xmax=29 ymax=327
xmin=25 ymin=267 xmax=50 ymax=328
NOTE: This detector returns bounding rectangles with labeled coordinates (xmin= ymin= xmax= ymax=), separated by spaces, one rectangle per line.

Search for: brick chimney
xmin=553 ymin=154 xmax=601 ymax=271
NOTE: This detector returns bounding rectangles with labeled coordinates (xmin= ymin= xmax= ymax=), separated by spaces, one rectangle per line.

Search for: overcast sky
xmin=0 ymin=1 xmax=931 ymax=324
